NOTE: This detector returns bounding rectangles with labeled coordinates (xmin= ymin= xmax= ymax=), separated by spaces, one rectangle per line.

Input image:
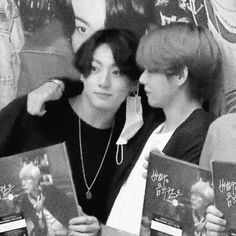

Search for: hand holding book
xmin=68 ymin=214 xmax=100 ymax=236
xmin=205 ymin=205 xmax=227 ymax=235
xmin=142 ymin=148 xmax=163 ymax=179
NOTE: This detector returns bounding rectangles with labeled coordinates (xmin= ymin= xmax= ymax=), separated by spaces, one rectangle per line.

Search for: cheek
xmin=113 ymin=85 xmax=130 ymax=103
xmin=71 ymin=32 xmax=88 ymax=52
xmin=116 ymin=88 xmax=129 ymax=101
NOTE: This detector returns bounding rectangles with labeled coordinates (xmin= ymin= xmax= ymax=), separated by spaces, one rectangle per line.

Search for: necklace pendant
xmin=86 ymin=190 xmax=92 ymax=200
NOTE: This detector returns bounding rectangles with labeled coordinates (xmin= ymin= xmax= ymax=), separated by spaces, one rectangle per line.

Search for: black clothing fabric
xmin=0 ymin=96 xmax=125 ymax=223
xmin=106 ymin=108 xmax=215 ymax=216
xmin=0 ymin=95 xmax=214 ymax=223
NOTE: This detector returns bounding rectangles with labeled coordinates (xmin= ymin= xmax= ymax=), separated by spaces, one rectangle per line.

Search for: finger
xmin=37 ymin=105 xmax=47 ymax=116
xmin=205 ymin=230 xmax=221 ymax=236
xmin=27 ymin=94 xmax=45 ymax=116
xmin=144 ymin=153 xmax=150 ymax=161
xmin=69 ymin=216 xmax=97 ymax=226
xmin=69 ymin=216 xmax=100 ymax=234
xmin=206 ymin=228 xmax=227 ymax=236
xmin=143 ymin=161 xmax=148 ymax=170
xmin=207 ymin=205 xmax=224 ymax=218
xmin=206 ymin=213 xmax=227 ymax=226
xmin=77 ymin=205 xmax=84 ymax=216
xmin=68 ymin=231 xmax=96 ymax=236
xmin=69 ymin=223 xmax=100 ymax=234
xmin=142 ymin=171 xmax=147 ymax=179
xmin=205 ymin=220 xmax=226 ymax=232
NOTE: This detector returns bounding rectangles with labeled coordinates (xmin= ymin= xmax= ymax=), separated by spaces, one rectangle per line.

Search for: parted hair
xmin=74 ymin=28 xmax=142 ymax=82
xmin=136 ymin=22 xmax=222 ymax=101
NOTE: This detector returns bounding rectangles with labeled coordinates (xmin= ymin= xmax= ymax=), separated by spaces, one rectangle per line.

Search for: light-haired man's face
xmin=21 ymin=176 xmax=39 ymax=194
xmin=71 ymin=0 xmax=106 ymax=52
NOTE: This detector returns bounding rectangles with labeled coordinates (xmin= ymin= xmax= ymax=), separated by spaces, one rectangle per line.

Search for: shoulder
xmin=178 ymin=109 xmax=215 ymax=136
xmin=199 ymin=113 xmax=236 ymax=169
xmin=173 ymin=109 xmax=215 ymax=146
xmin=165 ymin=109 xmax=215 ymax=164
xmin=208 ymin=113 xmax=236 ymax=130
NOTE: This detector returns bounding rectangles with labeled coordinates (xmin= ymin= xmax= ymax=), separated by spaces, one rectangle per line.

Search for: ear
xmin=80 ymin=74 xmax=85 ymax=83
xmin=177 ymin=66 xmax=188 ymax=87
xmin=129 ymin=82 xmax=139 ymax=95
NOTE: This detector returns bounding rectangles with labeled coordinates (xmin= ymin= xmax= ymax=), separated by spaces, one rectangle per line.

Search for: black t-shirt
xmin=0 ymin=96 xmax=125 ymax=223
xmin=43 ymin=99 xmax=124 ymax=222
xmin=67 ymin=117 xmax=119 ymax=223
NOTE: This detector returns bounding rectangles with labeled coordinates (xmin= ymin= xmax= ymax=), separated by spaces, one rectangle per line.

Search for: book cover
xmin=101 ymin=224 xmax=137 ymax=236
xmin=0 ymin=143 xmax=79 ymax=236
xmin=140 ymin=151 xmax=213 ymax=236
xmin=212 ymin=160 xmax=236 ymax=236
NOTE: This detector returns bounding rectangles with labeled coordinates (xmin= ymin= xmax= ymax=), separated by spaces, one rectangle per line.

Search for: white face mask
xmin=115 ymin=91 xmax=144 ymax=165
xmin=116 ymin=89 xmax=144 ymax=145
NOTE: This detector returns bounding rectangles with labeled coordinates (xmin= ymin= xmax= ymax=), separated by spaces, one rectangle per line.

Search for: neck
xmin=161 ymin=94 xmax=201 ymax=133
xmin=69 ymin=95 xmax=115 ymax=129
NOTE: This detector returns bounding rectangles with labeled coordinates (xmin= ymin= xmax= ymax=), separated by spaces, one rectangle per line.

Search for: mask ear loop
xmin=134 ymin=83 xmax=140 ymax=114
xmin=129 ymin=82 xmax=139 ymax=113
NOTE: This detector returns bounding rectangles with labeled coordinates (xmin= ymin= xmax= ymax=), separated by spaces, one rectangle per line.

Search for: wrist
xmin=47 ymin=79 xmax=65 ymax=94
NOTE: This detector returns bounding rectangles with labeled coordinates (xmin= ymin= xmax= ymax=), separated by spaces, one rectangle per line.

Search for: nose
xmin=139 ymin=70 xmax=147 ymax=85
xmin=21 ymin=180 xmax=26 ymax=187
xmin=99 ymin=70 xmax=111 ymax=88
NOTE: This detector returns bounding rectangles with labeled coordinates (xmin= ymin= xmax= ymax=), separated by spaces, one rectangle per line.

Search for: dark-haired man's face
xmin=71 ymin=0 xmax=106 ymax=52
xmin=81 ymin=44 xmax=132 ymax=112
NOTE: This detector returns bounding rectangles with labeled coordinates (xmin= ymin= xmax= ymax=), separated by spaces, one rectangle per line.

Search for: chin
xmin=148 ymin=101 xmax=161 ymax=108
xmin=94 ymin=103 xmax=113 ymax=111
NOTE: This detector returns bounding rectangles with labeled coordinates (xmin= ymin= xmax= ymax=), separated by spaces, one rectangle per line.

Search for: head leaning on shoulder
xmin=136 ymin=22 xmax=222 ymax=103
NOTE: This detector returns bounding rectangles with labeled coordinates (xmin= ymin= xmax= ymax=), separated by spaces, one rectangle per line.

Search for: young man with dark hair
xmin=0 ymin=28 xmax=142 ymax=235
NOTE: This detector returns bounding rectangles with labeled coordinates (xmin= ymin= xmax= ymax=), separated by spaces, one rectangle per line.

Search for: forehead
xmin=93 ymin=44 xmax=115 ymax=66
xmin=72 ymin=0 xmax=106 ymax=30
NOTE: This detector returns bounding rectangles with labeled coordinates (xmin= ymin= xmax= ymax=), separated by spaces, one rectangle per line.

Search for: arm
xmin=200 ymin=114 xmax=236 ymax=171
xmin=27 ymin=77 xmax=83 ymax=116
xmin=0 ymin=96 xmax=27 ymax=157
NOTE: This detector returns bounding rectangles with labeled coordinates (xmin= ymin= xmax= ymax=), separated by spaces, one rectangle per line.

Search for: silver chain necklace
xmin=79 ymin=118 xmax=114 ymax=200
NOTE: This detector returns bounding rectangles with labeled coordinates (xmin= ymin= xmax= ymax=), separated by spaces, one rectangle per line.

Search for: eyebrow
xmin=92 ymin=58 xmax=117 ymax=67
xmin=75 ymin=16 xmax=91 ymax=27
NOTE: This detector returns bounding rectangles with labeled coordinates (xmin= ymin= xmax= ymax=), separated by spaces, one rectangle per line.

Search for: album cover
xmin=0 ymin=143 xmax=79 ymax=236
xmin=140 ymin=151 xmax=213 ymax=236
xmin=212 ymin=160 xmax=236 ymax=236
